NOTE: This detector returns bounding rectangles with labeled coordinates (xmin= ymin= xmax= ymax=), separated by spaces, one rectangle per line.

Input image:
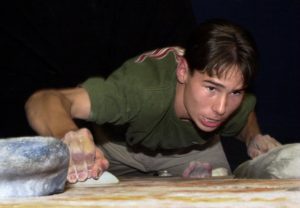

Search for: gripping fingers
xmin=91 ymin=148 xmax=109 ymax=179
xmin=67 ymin=158 xmax=78 ymax=183
xmin=248 ymin=134 xmax=282 ymax=158
xmin=79 ymin=129 xmax=96 ymax=178
xmin=248 ymin=148 xmax=263 ymax=159
xmin=63 ymin=128 xmax=96 ymax=183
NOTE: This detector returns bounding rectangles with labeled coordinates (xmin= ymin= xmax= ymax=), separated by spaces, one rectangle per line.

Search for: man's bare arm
xmin=25 ymin=87 xmax=91 ymax=138
xmin=236 ymin=111 xmax=260 ymax=146
xmin=25 ymin=87 xmax=109 ymax=183
xmin=237 ymin=111 xmax=281 ymax=158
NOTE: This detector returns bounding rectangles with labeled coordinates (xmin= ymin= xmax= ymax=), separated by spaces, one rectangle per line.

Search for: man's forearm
xmin=237 ymin=111 xmax=261 ymax=146
xmin=25 ymin=89 xmax=78 ymax=139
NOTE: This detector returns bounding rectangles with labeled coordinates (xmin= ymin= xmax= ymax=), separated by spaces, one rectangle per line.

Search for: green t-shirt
xmin=82 ymin=48 xmax=256 ymax=151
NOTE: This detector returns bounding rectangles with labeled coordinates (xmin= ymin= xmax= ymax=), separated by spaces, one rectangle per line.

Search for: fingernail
xmin=78 ymin=172 xmax=88 ymax=181
xmin=68 ymin=175 xmax=77 ymax=183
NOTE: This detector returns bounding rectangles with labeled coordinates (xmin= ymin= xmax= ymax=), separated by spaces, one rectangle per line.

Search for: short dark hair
xmin=184 ymin=19 xmax=258 ymax=87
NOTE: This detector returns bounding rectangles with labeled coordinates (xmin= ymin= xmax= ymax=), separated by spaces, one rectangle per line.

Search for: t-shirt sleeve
xmin=81 ymin=59 xmax=142 ymax=125
xmin=219 ymin=93 xmax=256 ymax=137
xmin=81 ymin=51 xmax=177 ymax=127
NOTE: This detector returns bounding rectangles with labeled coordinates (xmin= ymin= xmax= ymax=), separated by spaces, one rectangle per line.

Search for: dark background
xmin=1 ymin=0 xmax=299 ymax=169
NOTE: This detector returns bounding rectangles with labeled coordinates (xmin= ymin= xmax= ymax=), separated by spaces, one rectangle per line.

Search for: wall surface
xmin=1 ymin=177 xmax=300 ymax=207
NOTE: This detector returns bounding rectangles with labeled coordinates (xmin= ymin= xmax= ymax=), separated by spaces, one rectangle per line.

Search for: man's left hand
xmin=247 ymin=134 xmax=282 ymax=159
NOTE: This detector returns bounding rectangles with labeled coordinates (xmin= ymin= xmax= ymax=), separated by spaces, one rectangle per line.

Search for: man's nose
xmin=212 ymin=95 xmax=226 ymax=115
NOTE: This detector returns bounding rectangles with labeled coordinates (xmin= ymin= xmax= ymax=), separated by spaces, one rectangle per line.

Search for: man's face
xmin=183 ymin=66 xmax=245 ymax=132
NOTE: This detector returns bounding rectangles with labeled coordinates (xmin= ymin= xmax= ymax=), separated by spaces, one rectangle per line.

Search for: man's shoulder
xmin=133 ymin=47 xmax=184 ymax=63
xmin=110 ymin=47 xmax=181 ymax=90
xmin=121 ymin=47 xmax=183 ymax=76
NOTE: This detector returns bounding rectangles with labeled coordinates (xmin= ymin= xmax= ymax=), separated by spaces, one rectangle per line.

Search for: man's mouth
xmin=200 ymin=116 xmax=223 ymax=128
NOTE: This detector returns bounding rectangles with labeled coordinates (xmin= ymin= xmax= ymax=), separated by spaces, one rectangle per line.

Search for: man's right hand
xmin=182 ymin=160 xmax=212 ymax=178
xmin=62 ymin=128 xmax=109 ymax=183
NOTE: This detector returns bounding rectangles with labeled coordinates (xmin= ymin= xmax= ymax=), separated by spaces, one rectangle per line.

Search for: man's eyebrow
xmin=203 ymin=80 xmax=246 ymax=91
xmin=203 ymin=80 xmax=225 ymax=89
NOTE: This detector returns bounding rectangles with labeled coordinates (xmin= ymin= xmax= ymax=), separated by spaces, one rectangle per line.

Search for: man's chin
xmin=197 ymin=123 xmax=219 ymax=132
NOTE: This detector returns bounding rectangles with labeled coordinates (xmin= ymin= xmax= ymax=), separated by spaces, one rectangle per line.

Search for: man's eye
xmin=232 ymin=91 xmax=242 ymax=96
xmin=206 ymin=86 xmax=216 ymax=91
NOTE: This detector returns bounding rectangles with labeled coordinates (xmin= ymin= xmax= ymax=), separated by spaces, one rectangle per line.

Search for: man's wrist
xmin=246 ymin=133 xmax=262 ymax=147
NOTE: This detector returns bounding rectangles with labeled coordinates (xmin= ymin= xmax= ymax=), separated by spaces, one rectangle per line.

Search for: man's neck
xmin=174 ymin=82 xmax=189 ymax=120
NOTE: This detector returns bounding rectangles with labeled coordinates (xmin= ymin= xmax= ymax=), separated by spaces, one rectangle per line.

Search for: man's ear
xmin=176 ymin=58 xmax=189 ymax=84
